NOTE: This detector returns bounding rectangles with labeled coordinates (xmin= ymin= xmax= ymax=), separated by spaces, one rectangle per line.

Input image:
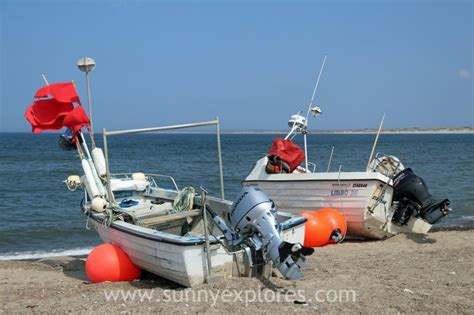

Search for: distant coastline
xmin=2 ymin=127 xmax=473 ymax=135
xmin=220 ymin=127 xmax=474 ymax=135
xmin=313 ymin=127 xmax=474 ymax=135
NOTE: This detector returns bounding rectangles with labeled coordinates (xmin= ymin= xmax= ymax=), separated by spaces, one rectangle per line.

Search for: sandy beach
xmin=1 ymin=230 xmax=472 ymax=314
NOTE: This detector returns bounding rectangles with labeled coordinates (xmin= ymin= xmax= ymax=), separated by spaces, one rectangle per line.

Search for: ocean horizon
xmin=1 ymin=126 xmax=473 ymax=135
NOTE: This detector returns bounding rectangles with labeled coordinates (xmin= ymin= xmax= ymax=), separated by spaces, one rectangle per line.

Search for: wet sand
xmin=1 ymin=230 xmax=473 ymax=314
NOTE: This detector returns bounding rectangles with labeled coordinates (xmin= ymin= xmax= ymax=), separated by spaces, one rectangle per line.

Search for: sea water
xmin=0 ymin=133 xmax=472 ymax=259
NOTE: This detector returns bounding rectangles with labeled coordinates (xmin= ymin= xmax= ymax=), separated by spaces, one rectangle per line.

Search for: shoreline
xmin=1 ymin=230 xmax=473 ymax=313
xmin=1 ymin=219 xmax=473 ymax=262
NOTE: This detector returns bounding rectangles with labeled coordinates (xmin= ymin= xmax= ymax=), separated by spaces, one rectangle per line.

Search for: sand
xmin=1 ymin=230 xmax=473 ymax=314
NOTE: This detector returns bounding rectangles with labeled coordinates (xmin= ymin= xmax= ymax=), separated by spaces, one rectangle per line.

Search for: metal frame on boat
xmin=74 ymin=118 xmax=309 ymax=287
xmin=101 ymin=119 xmax=226 ymax=203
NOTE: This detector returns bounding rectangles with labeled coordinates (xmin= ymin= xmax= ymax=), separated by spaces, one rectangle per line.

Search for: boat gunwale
xmin=243 ymin=176 xmax=392 ymax=186
xmin=87 ymin=210 xmax=307 ymax=247
xmin=88 ymin=213 xmax=221 ymax=246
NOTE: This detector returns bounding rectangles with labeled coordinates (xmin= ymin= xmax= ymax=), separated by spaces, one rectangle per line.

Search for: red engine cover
xmin=268 ymin=138 xmax=305 ymax=172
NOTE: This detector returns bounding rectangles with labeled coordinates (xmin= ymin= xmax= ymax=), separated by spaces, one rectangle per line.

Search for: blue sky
xmin=1 ymin=0 xmax=472 ymax=132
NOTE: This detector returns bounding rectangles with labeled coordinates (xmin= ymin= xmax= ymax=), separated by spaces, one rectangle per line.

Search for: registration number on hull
xmin=330 ymin=189 xmax=358 ymax=197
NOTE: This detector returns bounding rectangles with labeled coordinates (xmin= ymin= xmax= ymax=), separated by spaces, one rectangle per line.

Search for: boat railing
xmin=294 ymin=161 xmax=316 ymax=173
xmin=307 ymin=161 xmax=317 ymax=173
xmin=110 ymin=173 xmax=180 ymax=191
xmin=102 ymin=118 xmax=225 ymax=203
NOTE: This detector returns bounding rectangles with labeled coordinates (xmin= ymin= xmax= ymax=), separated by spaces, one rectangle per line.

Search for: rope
xmin=173 ymin=186 xmax=196 ymax=212
xmin=101 ymin=204 xmax=140 ymax=229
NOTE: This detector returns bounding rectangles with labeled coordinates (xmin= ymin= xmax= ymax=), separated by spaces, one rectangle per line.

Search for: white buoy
xmin=91 ymin=197 xmax=107 ymax=212
xmin=132 ymin=172 xmax=146 ymax=182
xmin=92 ymin=147 xmax=107 ymax=177
xmin=82 ymin=159 xmax=100 ymax=198
xmin=65 ymin=175 xmax=81 ymax=191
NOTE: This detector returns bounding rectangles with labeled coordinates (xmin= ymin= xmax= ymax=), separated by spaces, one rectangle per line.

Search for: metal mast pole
xmin=77 ymin=57 xmax=97 ymax=147
xmin=303 ymin=55 xmax=327 ymax=172
xmin=367 ymin=114 xmax=385 ymax=169
xmin=216 ymin=117 xmax=225 ymax=200
xmin=85 ymin=71 xmax=94 ymax=144
xmin=305 ymin=55 xmax=327 ymax=121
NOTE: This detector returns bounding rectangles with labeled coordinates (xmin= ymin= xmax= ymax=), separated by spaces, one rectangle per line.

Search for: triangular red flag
xmin=34 ymin=82 xmax=81 ymax=104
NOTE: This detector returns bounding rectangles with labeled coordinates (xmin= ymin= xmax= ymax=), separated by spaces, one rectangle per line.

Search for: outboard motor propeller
xmin=208 ymin=186 xmax=314 ymax=280
xmin=392 ymin=168 xmax=451 ymax=225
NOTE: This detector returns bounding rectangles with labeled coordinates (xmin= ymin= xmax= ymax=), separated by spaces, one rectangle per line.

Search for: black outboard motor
xmin=392 ymin=168 xmax=451 ymax=225
xmin=58 ymin=128 xmax=82 ymax=151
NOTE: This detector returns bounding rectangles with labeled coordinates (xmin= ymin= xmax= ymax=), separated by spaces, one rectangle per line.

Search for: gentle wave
xmin=432 ymin=215 xmax=474 ymax=230
xmin=0 ymin=247 xmax=93 ymax=261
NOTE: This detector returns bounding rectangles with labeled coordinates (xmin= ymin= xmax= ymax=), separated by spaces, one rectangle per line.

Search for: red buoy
xmin=301 ymin=211 xmax=333 ymax=247
xmin=86 ymin=243 xmax=141 ymax=283
xmin=317 ymin=208 xmax=347 ymax=244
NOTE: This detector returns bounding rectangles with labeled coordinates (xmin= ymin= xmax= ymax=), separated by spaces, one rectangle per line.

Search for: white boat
xmin=70 ymin=120 xmax=313 ymax=287
xmin=244 ymin=154 xmax=449 ymax=239
xmin=25 ymin=59 xmax=313 ymax=288
xmin=84 ymin=173 xmax=307 ymax=287
xmin=243 ymin=58 xmax=451 ymax=239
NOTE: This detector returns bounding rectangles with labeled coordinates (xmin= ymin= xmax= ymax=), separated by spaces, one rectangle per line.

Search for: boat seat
xmin=142 ymin=209 xmax=201 ymax=226
xmin=110 ymin=178 xmax=149 ymax=192
xmin=123 ymin=201 xmax=174 ymax=219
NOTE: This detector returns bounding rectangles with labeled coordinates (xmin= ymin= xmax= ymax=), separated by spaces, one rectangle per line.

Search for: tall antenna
xmin=77 ymin=57 xmax=97 ymax=147
xmin=305 ymin=55 xmax=327 ymax=121
xmin=41 ymin=74 xmax=49 ymax=85
xmin=367 ymin=113 xmax=386 ymax=169
xmin=301 ymin=55 xmax=327 ymax=172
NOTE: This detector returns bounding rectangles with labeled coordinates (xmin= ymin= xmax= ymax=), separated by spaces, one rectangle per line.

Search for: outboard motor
xmin=392 ymin=168 xmax=451 ymax=225
xmin=208 ymin=186 xmax=314 ymax=280
xmin=58 ymin=128 xmax=79 ymax=151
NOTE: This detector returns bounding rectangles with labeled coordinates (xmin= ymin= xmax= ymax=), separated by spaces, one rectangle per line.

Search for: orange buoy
xmin=301 ymin=211 xmax=333 ymax=247
xmin=86 ymin=243 xmax=141 ymax=283
xmin=317 ymin=208 xmax=347 ymax=244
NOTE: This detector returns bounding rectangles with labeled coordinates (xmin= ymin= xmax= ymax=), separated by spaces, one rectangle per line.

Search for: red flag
xmin=63 ymin=106 xmax=90 ymax=133
xmin=34 ymin=82 xmax=81 ymax=104
xmin=24 ymin=99 xmax=74 ymax=133
xmin=25 ymin=82 xmax=89 ymax=135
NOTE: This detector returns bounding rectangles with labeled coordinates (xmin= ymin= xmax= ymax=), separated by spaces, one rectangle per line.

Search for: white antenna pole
xmin=367 ymin=113 xmax=386 ymax=169
xmin=327 ymin=145 xmax=335 ymax=172
xmin=305 ymin=55 xmax=327 ymax=121
xmin=41 ymin=74 xmax=49 ymax=85
xmin=303 ymin=133 xmax=309 ymax=172
xmin=303 ymin=55 xmax=327 ymax=172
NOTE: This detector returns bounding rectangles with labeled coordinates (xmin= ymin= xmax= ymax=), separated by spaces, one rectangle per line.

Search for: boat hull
xmin=244 ymin=177 xmax=395 ymax=239
xmin=90 ymin=218 xmax=233 ymax=287
xmin=88 ymin=211 xmax=307 ymax=287
xmin=243 ymin=157 xmax=432 ymax=239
